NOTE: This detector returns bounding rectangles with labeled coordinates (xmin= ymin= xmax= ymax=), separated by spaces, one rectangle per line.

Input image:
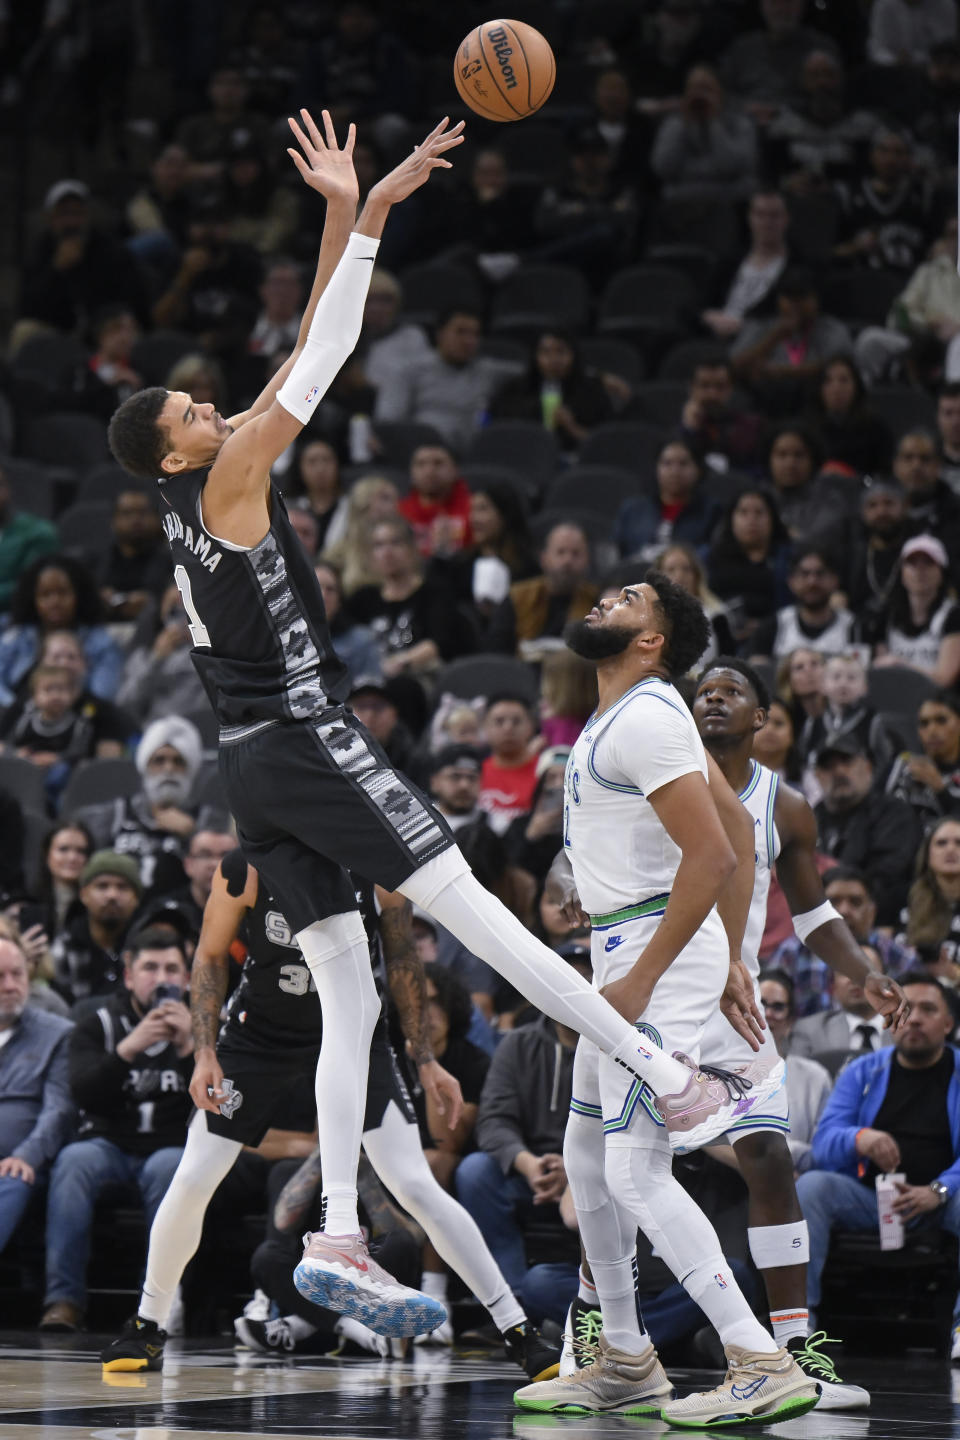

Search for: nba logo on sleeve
xmin=305 ymin=385 xmax=320 ymax=405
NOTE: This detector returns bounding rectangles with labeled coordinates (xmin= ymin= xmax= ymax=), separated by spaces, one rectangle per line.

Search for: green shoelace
xmin=791 ymin=1330 xmax=843 ymax=1382
xmin=572 ymin=1307 xmax=604 ymax=1367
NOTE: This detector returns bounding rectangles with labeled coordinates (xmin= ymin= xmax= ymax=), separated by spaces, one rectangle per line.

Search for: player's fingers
xmin=299 ymin=108 xmax=326 ymax=152
xmin=288 ymin=117 xmax=313 ymax=155
xmin=319 ymin=107 xmax=337 ymax=149
xmin=343 ymin=121 xmax=356 ymax=159
xmin=287 ymin=148 xmax=310 ymax=178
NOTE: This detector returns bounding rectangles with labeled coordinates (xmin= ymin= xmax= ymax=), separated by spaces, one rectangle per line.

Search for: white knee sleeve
xmin=748 ymin=1221 xmax=810 ymax=1270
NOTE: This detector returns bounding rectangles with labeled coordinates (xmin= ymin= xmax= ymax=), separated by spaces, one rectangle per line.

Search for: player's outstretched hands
xmin=370 ymin=117 xmax=465 ymax=205
xmin=287 ymin=108 xmax=359 ymax=206
xmin=865 ymin=972 xmax=909 ymax=1031
xmin=720 ymin=959 xmax=765 ymax=1052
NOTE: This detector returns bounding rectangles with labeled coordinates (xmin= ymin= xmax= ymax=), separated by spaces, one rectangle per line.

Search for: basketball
xmin=453 ymin=19 xmax=556 ymax=123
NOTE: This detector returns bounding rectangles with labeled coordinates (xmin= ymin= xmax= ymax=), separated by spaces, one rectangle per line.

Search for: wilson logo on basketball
xmin=487 ymin=26 xmax=518 ymax=88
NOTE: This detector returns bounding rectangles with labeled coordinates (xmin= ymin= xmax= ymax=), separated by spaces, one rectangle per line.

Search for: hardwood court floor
xmin=0 ymin=1334 xmax=957 ymax=1439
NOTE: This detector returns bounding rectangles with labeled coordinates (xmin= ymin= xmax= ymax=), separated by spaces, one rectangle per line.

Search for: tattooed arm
xmin=188 ymin=858 xmax=257 ymax=1115
xmin=274 ymin=1146 xmax=323 ymax=1233
xmin=376 ymin=886 xmax=464 ymax=1130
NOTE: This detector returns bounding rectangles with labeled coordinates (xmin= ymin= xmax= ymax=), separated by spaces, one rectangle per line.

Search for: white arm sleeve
xmin=276 ymin=231 xmax=379 ymax=425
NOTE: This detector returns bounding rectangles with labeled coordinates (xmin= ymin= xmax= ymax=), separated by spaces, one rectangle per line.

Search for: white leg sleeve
xmin=361 ymin=1101 xmax=524 ymax=1328
xmin=399 ymin=857 xmax=691 ymax=1094
xmin=276 ymin=232 xmax=379 ymax=425
xmin=298 ymin=912 xmax=382 ymax=1235
xmin=139 ymin=1111 xmax=242 ymax=1327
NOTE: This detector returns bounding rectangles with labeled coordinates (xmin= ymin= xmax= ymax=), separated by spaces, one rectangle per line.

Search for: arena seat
xmin=821 ymin=269 xmax=905 ymax=327
xmin=867 ymin=664 xmax=937 ymax=714
xmin=436 ymin=653 xmax=538 ymax=705
xmin=0 ymin=756 xmax=48 ymax=815
xmin=12 ymin=333 xmax=89 ymax=387
xmin=490 ymin=264 xmax=592 ymax=338
xmin=60 ymin=757 xmax=140 ymax=815
xmin=1 ymin=458 xmax=75 ymax=520
xmin=545 ymin=465 xmax=645 ymax=523
xmin=869 ymin=385 xmax=937 ymax=440
xmin=818 ymin=1229 xmax=957 ymax=1355
xmin=467 ymin=421 xmax=560 ymax=490
xmin=372 ymin=421 xmax=447 ymax=468
xmin=130 ymin=330 xmax=195 ymax=386
xmin=78 ymin=464 xmax=150 ymax=505
xmin=658 ymin=338 xmax=732 ymax=381
xmin=460 ymin=462 xmax=538 ymax=506
xmin=57 ymin=500 xmax=113 ymax=559
xmin=597 ymin=266 xmax=698 ymax=336
xmin=397 ymin=262 xmax=484 ymax=329
xmin=21 ymin=412 xmax=110 ymax=470
xmin=579 ymin=421 xmax=665 ymax=474
xmin=579 ymin=337 xmax=646 ymax=387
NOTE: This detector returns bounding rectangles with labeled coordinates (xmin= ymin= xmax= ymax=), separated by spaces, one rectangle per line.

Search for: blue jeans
xmin=454 ymin=1151 xmax=538 ymax=1292
xmin=0 ymin=1173 xmax=36 ymax=1255
xmin=45 ymin=1138 xmax=183 ymax=1308
xmin=797 ymin=1168 xmax=960 ymax=1320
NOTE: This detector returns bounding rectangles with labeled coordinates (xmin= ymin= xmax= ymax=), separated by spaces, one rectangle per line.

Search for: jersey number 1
xmin=173 ymin=564 xmax=211 ymax=648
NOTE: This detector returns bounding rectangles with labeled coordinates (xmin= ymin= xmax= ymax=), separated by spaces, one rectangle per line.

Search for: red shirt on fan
xmin=480 ymin=753 xmax=539 ymax=834
xmin=399 ymin=477 xmax=473 ymax=558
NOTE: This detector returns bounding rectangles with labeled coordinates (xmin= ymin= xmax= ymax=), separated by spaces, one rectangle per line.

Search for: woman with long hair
xmin=806 ymin=353 xmax=893 ymax=479
xmin=322 ymin=474 xmax=400 ymax=596
xmin=651 ymin=543 xmax=735 ymax=664
xmin=428 ymin=481 xmax=538 ymax=624
xmin=870 ymin=534 xmax=960 ymax=688
xmin=490 ymin=329 xmax=613 ymax=451
xmin=752 ymin=696 xmax=804 ymax=785
xmin=905 ymin=817 xmax=960 ymax=973
xmin=32 ymin=820 xmax=93 ymax=940
xmin=286 ymin=438 xmax=349 ymax=551
xmin=707 ymin=487 xmax=791 ymax=646
xmin=0 ymin=555 xmax=124 ymax=706
xmin=777 ymin=646 xmax=826 ymax=733
xmin=538 ymin=650 xmax=597 ymax=747
xmin=763 ymin=422 xmax=844 ymax=544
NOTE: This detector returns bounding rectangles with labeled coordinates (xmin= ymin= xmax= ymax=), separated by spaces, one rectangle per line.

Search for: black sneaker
xmin=234 ymin=1316 xmax=300 ymax=1354
xmin=787 ymin=1331 xmax=870 ymax=1411
xmin=562 ymin=1298 xmax=604 ymax=1372
xmin=101 ymin=1315 xmax=166 ymax=1373
xmin=503 ymin=1323 xmax=562 ymax=1382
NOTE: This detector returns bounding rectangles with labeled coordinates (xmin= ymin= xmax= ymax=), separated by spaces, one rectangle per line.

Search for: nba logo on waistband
xmin=305 ymin=385 xmax=320 ymax=404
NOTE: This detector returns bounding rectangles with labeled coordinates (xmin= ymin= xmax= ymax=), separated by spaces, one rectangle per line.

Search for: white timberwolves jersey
xmin=738 ymin=759 xmax=781 ymax=976
xmin=564 ymin=676 xmax=710 ymax=920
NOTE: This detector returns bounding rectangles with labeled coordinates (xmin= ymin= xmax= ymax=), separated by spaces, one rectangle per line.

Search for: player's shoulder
xmin=772 ymin=772 xmax=815 ymax=839
xmin=608 ymin=677 xmax=693 ymax=727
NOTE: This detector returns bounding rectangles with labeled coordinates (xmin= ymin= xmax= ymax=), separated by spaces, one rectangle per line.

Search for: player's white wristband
xmin=276 ymin=231 xmax=380 ymax=425
xmin=791 ymin=899 xmax=842 ymax=943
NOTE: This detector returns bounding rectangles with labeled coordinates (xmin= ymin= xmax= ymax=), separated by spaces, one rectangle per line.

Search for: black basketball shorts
xmin=205 ymin=1026 xmax=418 ymax=1145
xmin=219 ymin=709 xmax=456 ymax=931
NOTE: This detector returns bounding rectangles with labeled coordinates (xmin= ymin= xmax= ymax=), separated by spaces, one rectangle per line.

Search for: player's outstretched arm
xmin=775 ymin=784 xmax=908 ymax=1031
xmin=188 ymin=860 xmax=257 ymax=1113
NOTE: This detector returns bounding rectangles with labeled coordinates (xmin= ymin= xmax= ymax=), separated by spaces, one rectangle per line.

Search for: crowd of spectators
xmin=2 ymin=0 xmax=960 ymax=1358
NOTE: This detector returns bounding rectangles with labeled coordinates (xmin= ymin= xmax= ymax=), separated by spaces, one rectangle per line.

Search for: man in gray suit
xmin=790 ymin=953 xmax=895 ymax=1072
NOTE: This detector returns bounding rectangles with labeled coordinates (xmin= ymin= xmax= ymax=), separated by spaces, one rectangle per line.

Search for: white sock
xmin=491 ymin=1290 xmax=526 ymax=1333
xmin=299 ymin=913 xmax=383 ymax=1236
xmin=680 ymin=1256 xmax=778 ymax=1354
xmin=770 ymin=1308 xmax=810 ymax=1346
xmin=284 ymin=1314 xmax=318 ymax=1340
xmin=400 ymin=859 xmax=691 ymax=1094
xmin=421 ymin=1271 xmax=448 ymax=1301
xmin=578 ymin=1268 xmax=599 ymax=1306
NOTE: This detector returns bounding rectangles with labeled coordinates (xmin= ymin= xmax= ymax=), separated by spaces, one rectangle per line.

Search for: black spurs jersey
xmin=218 ymin=850 xmax=386 ymax=1053
xmin=158 ymin=468 xmax=349 ymax=726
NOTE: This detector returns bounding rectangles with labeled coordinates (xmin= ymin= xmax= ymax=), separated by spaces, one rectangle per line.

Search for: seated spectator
xmin=0 ymin=556 xmax=124 ymax=708
xmin=651 ymin=65 xmax=758 ymax=204
xmin=760 ymin=423 xmax=846 ymax=546
xmin=438 ymin=147 xmax=537 ymax=276
xmin=16 ymin=179 xmax=149 ymax=341
xmin=796 ymin=973 xmax=960 ymax=1334
xmin=322 ymin=473 xmax=400 ymax=596
xmin=428 ymin=745 xmax=485 ymax=834
xmin=414 ymin=963 xmax=489 ymax=1195
xmin=346 ymin=516 xmax=474 ymax=679
xmin=813 ymin=737 xmax=922 ymax=923
xmin=939 ymin=382 xmax=960 ymax=493
xmin=70 ymin=306 xmax=143 ymax=422
xmin=0 ymin=464 xmax=58 ymax=616
xmin=791 ymin=966 xmax=896 ymax=1066
xmin=753 ymin=695 xmax=805 ymax=785
xmin=220 ymin=133 xmax=299 ymax=256
xmin=28 ymin=820 xmax=93 ymax=945
xmin=284 ymin=440 xmax=349 ymax=552
xmin=248 ymin=257 xmax=303 ymax=359
xmin=479 ymin=695 xmax=541 ymax=836
xmin=893 ymin=429 xmax=960 ymax=564
xmin=503 ymin=746 xmax=570 ymax=888
xmin=887 ymin=690 xmax=960 ymax=822
xmin=868 ymin=0 xmax=958 ymax=67
xmin=347 ymin=676 xmax=418 ymax=772
xmin=6 ymin=629 xmax=134 ymax=760
xmin=533 ymin=125 xmax=638 ymax=287
xmin=116 ymin=582 xmax=209 ymax=725
xmin=165 ymin=352 xmax=228 ymax=413
xmin=491 ymin=331 xmax=613 ymax=455
xmin=702 ymin=188 xmax=791 ymax=342
xmin=0 ymin=932 xmax=74 ymax=1257
xmin=487 ymin=522 xmax=597 ymax=661
xmin=39 ymin=926 xmax=193 ymax=1331
xmin=349 ymin=266 xmax=430 ymax=396
xmin=427 ymin=695 xmax=485 ymax=756
xmin=646 ymin=545 xmax=735 ymax=667
xmin=805 ymin=354 xmax=893 ymax=478
xmin=152 ymin=194 xmax=261 ymax=361
xmin=174 ymin=66 xmax=272 ymax=183
xmin=758 ymin=971 xmax=834 ymax=1169
xmin=374 ymin=308 xmax=512 ymax=455
xmin=707 ymin=488 xmax=792 ymax=649
xmin=125 ymin=143 xmax=193 ymax=292
xmin=868 ymin=534 xmax=960 ymax=687
xmin=538 ymin=650 xmax=596 ymax=749
xmin=846 ymin=478 xmax=911 ymax=616
xmin=734 ymin=267 xmax=854 ymax=417
xmin=765 ymin=50 xmax=878 ymax=194
xmin=287 ymin=502 xmax=320 ymax=559
xmin=677 ymin=354 xmax=764 ymax=471
xmin=751 ymin=546 xmax=856 ymax=659
xmin=398 ymin=445 xmax=473 ymax=560
xmin=0 ymin=664 xmax=104 ymax=810
xmin=299 ymin=0 xmax=414 ymax=157
xmin=428 ymin=482 xmax=537 ymax=625
xmin=773 ymin=865 xmax=915 ymax=1017
xmin=587 ymin=67 xmax=653 ymax=187
xmin=903 ymin=816 xmax=960 ymax=968
xmin=71 ymin=717 xmax=204 ymax=898
xmin=150 ymin=825 xmax=236 ymax=943
xmin=760 ymin=967 xmax=799 ymax=1053
xmin=614 ymin=438 xmax=721 ymax=562
xmin=454 ymin=945 xmax=588 ymax=1303
xmin=833 ymin=126 xmax=939 ymax=273
xmin=90 ymin=490 xmax=172 ymax=623
xmin=778 ymin=644 xmax=827 ymax=735
xmin=856 ymin=218 xmax=960 ymax=387
xmin=313 ymin=561 xmax=381 ymax=683
xmin=720 ymin=0 xmax=840 ymax=109
xmin=49 ymin=849 xmax=143 ymax=1006
xmin=796 ymin=652 xmax=898 ymax=779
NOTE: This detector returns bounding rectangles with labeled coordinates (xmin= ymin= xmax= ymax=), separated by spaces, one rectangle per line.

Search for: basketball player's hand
xmin=369 ymin=118 xmax=466 ymax=205
xmin=0 ymin=1155 xmax=35 ymax=1184
xmin=418 ymin=1059 xmax=464 ymax=1130
xmin=190 ymin=1047 xmax=226 ymax=1113
xmin=558 ymin=880 xmax=589 ymax=930
xmin=287 ymin=108 xmax=359 ymax=205
xmin=865 ymin=973 xmax=909 ymax=1031
xmin=719 ymin=960 xmax=765 ymax=1052
xmin=600 ymin=973 xmax=653 ymax=1025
